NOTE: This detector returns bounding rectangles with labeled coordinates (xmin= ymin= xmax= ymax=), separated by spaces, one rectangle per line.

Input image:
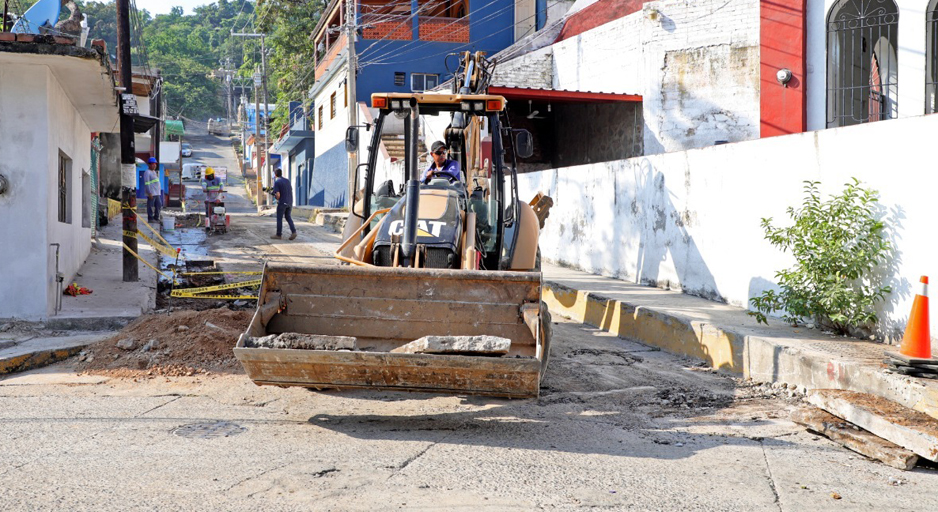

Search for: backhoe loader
xmin=234 ymin=54 xmax=553 ymax=398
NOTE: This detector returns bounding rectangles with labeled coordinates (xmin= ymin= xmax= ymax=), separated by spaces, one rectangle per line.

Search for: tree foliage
xmin=256 ymin=0 xmax=321 ymax=135
xmin=748 ymin=179 xmax=892 ymax=335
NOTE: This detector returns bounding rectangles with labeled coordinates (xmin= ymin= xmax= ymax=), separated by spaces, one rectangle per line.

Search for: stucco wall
xmin=519 ymin=113 xmax=938 ymax=342
xmin=805 ymin=0 xmax=928 ymax=130
xmin=0 ymin=65 xmax=93 ymax=319
xmin=641 ymin=0 xmax=761 ymax=154
xmin=45 ymin=68 xmax=94 ymax=317
xmin=0 ymin=64 xmax=51 ymax=318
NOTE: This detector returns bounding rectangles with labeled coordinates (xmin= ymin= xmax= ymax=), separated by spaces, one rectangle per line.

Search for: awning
xmin=164 ymin=120 xmax=185 ymax=137
xmin=132 ymin=114 xmax=159 ymax=134
xmin=488 ymin=86 xmax=641 ymax=103
xmin=272 ymin=129 xmax=314 ymax=154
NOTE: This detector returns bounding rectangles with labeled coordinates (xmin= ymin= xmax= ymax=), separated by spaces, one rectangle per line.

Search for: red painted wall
xmin=760 ymin=0 xmax=807 ymax=137
xmin=556 ymin=0 xmax=643 ymax=42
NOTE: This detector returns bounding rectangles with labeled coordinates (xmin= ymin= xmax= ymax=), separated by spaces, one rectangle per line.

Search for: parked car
xmin=181 ymin=142 xmax=193 ymax=157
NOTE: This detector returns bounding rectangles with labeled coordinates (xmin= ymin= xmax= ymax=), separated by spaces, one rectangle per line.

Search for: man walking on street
xmin=144 ymin=157 xmax=162 ymax=223
xmin=271 ymin=168 xmax=297 ymax=240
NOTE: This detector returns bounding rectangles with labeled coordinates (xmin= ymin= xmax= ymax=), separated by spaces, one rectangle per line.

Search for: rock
xmin=233 ymin=300 xmax=248 ymax=307
xmin=85 ymin=355 xmax=94 ymax=363
xmin=205 ymin=322 xmax=224 ymax=331
xmin=142 ymin=339 xmax=160 ymax=352
xmin=116 ymin=338 xmax=136 ymax=350
xmin=391 ymin=335 xmax=511 ymax=355
xmin=176 ymin=325 xmax=189 ymax=333
xmin=247 ymin=333 xmax=358 ymax=351
xmin=0 ymin=323 xmax=12 ymax=332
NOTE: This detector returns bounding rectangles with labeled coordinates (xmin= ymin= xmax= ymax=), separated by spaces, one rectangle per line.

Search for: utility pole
xmin=345 ymin=0 xmax=359 ymax=210
xmin=117 ymin=0 xmax=137 ymax=282
xmin=3 ymin=1 xmax=9 ymax=32
xmin=253 ymin=68 xmax=262 ymax=212
xmin=232 ymin=32 xmax=270 ymax=208
xmin=260 ymin=36 xmax=271 ymax=208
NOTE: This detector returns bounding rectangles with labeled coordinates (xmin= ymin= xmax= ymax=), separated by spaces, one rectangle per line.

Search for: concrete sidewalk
xmin=49 ymin=219 xmax=158 ymax=330
xmin=541 ymin=263 xmax=938 ymax=420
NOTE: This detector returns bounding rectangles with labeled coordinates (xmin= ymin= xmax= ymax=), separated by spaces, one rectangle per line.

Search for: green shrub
xmin=748 ymin=179 xmax=891 ymax=335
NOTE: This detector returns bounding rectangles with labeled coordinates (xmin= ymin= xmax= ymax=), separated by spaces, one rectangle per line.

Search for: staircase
xmin=381 ymin=135 xmax=427 ymax=164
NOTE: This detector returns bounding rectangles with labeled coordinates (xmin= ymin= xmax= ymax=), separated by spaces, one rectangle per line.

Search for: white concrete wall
xmin=641 ymin=0 xmax=761 ymax=154
xmin=46 ymin=68 xmax=94 ymax=317
xmin=520 ymin=113 xmax=938 ymax=342
xmin=0 ymin=64 xmax=51 ymax=318
xmin=313 ymin=68 xmax=351 ymax=160
xmin=0 ymin=64 xmax=93 ymax=319
xmin=552 ymin=12 xmax=643 ymax=95
xmin=806 ymin=0 xmax=929 ymax=130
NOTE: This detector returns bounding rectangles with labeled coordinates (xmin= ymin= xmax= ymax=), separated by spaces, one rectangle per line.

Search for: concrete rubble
xmin=791 ymin=407 xmax=919 ymax=470
xmin=246 ymin=333 xmax=358 ymax=351
xmin=390 ymin=335 xmax=511 ymax=355
xmin=807 ymin=389 xmax=938 ymax=463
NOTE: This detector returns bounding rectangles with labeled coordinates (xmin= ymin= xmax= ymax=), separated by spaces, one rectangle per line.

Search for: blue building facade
xmin=306 ymin=0 xmax=519 ymax=208
xmin=272 ymin=101 xmax=315 ymax=207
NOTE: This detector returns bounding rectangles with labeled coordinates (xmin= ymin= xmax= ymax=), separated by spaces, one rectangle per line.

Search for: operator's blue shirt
xmin=423 ymin=159 xmax=461 ymax=183
xmin=273 ymin=176 xmax=293 ymax=207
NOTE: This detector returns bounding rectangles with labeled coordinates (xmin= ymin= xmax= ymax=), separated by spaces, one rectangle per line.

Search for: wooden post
xmin=117 ymin=0 xmax=138 ymax=282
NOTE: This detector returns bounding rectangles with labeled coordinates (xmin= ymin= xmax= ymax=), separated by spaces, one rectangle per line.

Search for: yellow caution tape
xmin=170 ymin=279 xmax=262 ymax=298
xmin=122 ymin=242 xmax=173 ymax=280
xmin=123 ymin=230 xmax=181 ymax=260
xmin=173 ymin=294 xmax=258 ymax=300
xmin=134 ymin=212 xmax=177 ymax=250
xmin=179 ymin=271 xmax=262 ymax=276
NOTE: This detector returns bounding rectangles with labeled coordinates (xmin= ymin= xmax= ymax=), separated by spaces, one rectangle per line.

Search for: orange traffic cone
xmin=899 ymin=276 xmax=931 ymax=359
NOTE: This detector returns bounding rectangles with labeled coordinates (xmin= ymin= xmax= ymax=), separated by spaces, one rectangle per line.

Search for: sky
xmin=134 ymin=0 xmax=224 ymax=15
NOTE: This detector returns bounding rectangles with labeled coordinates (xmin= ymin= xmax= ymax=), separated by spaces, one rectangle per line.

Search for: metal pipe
xmin=50 ymin=243 xmax=62 ymax=314
xmin=400 ymin=102 xmax=420 ymax=266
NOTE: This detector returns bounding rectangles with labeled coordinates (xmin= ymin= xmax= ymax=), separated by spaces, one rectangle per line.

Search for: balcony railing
xmin=418 ymin=16 xmax=469 ymax=43
xmin=361 ymin=14 xmax=413 ymax=40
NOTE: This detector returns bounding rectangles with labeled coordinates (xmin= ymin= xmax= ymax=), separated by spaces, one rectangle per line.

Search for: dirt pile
xmin=78 ymin=307 xmax=251 ymax=378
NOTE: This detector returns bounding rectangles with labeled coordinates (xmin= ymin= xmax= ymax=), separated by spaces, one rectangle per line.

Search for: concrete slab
xmin=51 ymin=220 xmax=158 ymax=326
xmin=791 ymin=407 xmax=919 ymax=470
xmin=541 ymin=263 xmax=938 ymax=421
xmin=807 ymin=390 xmax=938 ymax=462
xmin=0 ymin=333 xmax=110 ymax=375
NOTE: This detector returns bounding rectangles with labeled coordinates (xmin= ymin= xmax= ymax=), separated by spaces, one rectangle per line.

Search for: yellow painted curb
xmin=542 ymin=282 xmax=745 ymax=374
xmin=0 ymin=346 xmax=84 ymax=375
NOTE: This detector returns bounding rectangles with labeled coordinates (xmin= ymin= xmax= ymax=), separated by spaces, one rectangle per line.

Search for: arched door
xmin=826 ymin=0 xmax=899 ymax=127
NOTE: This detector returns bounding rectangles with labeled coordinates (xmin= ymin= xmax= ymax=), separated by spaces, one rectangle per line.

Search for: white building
xmin=0 ymin=36 xmax=118 ymax=319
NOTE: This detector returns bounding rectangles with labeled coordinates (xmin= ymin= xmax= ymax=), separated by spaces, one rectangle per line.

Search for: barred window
xmin=330 ymin=92 xmax=336 ymax=119
xmin=318 ymin=105 xmax=324 ymax=129
xmin=927 ymin=0 xmax=938 ymax=113
xmin=826 ymin=0 xmax=899 ymax=127
xmin=58 ymin=152 xmax=72 ymax=224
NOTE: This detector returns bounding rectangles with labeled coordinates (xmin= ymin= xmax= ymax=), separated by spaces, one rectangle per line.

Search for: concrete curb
xmin=0 ymin=334 xmax=109 ymax=376
xmin=541 ymin=280 xmax=938 ymax=421
xmin=44 ymin=316 xmax=136 ymax=332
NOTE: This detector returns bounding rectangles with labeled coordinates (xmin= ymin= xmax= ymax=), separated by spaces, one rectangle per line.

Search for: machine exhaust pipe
xmin=401 ymin=101 xmax=420 ymax=266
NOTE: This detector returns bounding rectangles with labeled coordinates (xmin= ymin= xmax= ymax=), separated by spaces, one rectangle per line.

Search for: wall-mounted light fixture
xmin=776 ymin=68 xmax=793 ymax=87
xmin=643 ymin=6 xmax=660 ymax=21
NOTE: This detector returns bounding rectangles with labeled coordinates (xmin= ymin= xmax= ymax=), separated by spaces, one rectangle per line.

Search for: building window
xmin=330 ymin=92 xmax=337 ymax=119
xmin=927 ymin=0 xmax=938 ymax=113
xmin=411 ymin=73 xmax=439 ymax=92
xmin=826 ymin=0 xmax=899 ymax=127
xmin=318 ymin=105 xmax=324 ymax=129
xmin=81 ymin=170 xmax=91 ymax=228
xmin=394 ymin=72 xmax=405 ymax=87
xmin=58 ymin=152 xmax=72 ymax=224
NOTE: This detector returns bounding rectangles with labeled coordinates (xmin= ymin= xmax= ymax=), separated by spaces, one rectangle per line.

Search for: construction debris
xmin=884 ymin=351 xmax=938 ymax=379
xmin=807 ymin=390 xmax=938 ymax=462
xmin=245 ymin=333 xmax=357 ymax=351
xmin=390 ymin=335 xmax=511 ymax=355
xmin=79 ymin=307 xmax=251 ymax=377
xmin=791 ymin=407 xmax=919 ymax=470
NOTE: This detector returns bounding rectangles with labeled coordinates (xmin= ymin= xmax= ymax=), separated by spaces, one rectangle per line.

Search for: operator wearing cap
xmin=421 ymin=141 xmax=461 ymax=184
xmin=201 ymin=167 xmax=224 ymax=219
xmin=144 ymin=157 xmax=162 ymax=223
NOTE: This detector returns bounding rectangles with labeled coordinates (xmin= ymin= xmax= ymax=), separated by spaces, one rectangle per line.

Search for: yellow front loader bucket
xmin=234 ymin=262 xmax=548 ymax=398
